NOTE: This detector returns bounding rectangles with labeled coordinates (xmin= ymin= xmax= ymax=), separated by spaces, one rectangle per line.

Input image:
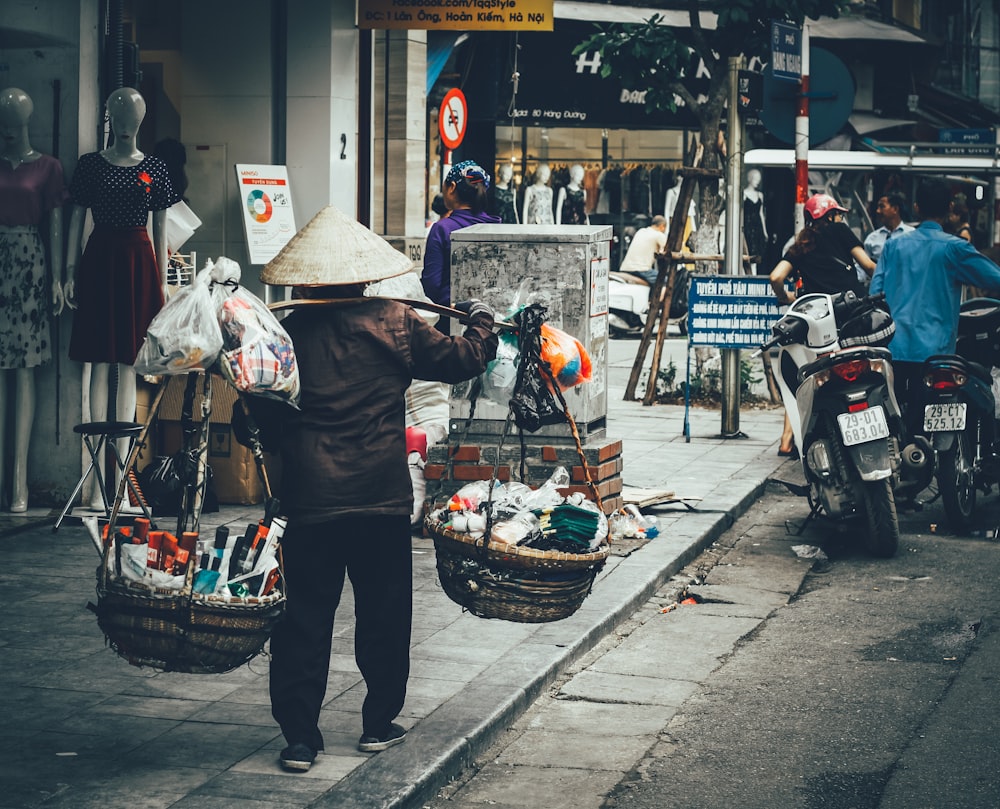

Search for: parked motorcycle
xmin=757 ymin=290 xmax=921 ymax=557
xmin=607 ymin=266 xmax=688 ymax=338
xmin=921 ymin=297 xmax=1000 ymax=532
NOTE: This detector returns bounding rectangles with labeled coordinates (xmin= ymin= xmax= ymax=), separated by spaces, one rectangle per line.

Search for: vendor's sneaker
xmin=279 ymin=743 xmax=317 ymax=772
xmin=358 ymin=723 xmax=407 ymax=752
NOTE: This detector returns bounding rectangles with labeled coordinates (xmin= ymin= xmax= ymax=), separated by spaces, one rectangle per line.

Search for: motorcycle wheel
xmin=939 ymin=429 xmax=977 ymax=534
xmin=859 ymin=479 xmax=900 ymax=558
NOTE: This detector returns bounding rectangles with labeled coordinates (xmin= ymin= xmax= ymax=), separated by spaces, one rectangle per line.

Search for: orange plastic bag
xmin=539 ymin=324 xmax=592 ymax=390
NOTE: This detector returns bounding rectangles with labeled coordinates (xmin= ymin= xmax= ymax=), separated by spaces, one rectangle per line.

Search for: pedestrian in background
xmin=421 ymin=160 xmax=500 ymax=331
xmin=863 ymin=190 xmax=914 ymax=265
xmin=769 ymin=193 xmax=876 ymax=457
xmin=871 ymin=178 xmax=1000 ymax=433
xmin=257 ymin=207 xmax=498 ymax=773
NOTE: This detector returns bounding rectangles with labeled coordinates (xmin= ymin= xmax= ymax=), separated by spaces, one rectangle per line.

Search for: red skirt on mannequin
xmin=69 ymin=226 xmax=164 ymax=365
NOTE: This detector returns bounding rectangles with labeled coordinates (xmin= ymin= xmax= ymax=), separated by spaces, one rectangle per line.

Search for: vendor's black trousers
xmin=269 ymin=514 xmax=412 ymax=750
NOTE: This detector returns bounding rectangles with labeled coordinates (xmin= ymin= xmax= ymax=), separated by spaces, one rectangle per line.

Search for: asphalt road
xmin=421 ymin=478 xmax=1000 ymax=809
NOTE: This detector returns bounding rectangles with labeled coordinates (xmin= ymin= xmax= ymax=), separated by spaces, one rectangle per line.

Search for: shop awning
xmin=745 ymin=147 xmax=1000 ymax=175
xmin=848 ymin=113 xmax=918 ymax=136
xmin=552 ymin=5 xmax=929 ymax=46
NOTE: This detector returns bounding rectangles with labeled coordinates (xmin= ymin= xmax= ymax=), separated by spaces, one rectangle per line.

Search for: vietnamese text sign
xmin=770 ymin=20 xmax=802 ymax=83
xmin=688 ymin=275 xmax=783 ymax=349
xmin=358 ymin=0 xmax=553 ymax=30
xmin=235 ymin=164 xmax=297 ymax=265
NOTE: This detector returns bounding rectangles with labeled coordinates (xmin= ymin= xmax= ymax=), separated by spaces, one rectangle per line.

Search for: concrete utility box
xmin=449 ymin=224 xmax=612 ymax=442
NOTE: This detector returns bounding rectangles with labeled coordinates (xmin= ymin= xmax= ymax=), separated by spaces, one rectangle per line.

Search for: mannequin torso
xmin=742 ymin=170 xmax=767 ymax=263
xmin=522 ymin=164 xmax=554 ymax=225
xmin=490 ymin=164 xmax=518 ymax=224
xmin=556 ymin=164 xmax=588 ymax=225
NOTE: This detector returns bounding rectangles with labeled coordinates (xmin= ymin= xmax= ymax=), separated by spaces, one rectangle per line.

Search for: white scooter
xmin=607 ymin=266 xmax=688 ymax=338
xmin=757 ymin=290 xmax=925 ymax=557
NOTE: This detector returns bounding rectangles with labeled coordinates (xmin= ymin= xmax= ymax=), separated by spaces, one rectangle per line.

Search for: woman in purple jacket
xmin=421 ymin=160 xmax=500 ymax=327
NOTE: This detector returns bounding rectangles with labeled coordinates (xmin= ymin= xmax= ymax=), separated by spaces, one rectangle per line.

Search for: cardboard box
xmin=155 ymin=374 xmax=281 ymax=505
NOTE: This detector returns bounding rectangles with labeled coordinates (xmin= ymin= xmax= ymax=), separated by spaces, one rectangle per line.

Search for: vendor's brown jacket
xmin=268 ymin=299 xmax=497 ymax=524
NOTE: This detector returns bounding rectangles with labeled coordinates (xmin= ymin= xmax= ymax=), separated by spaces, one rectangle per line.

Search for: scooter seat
xmin=609 ymin=271 xmax=651 ymax=286
xmin=966 ymin=360 xmax=993 ymax=383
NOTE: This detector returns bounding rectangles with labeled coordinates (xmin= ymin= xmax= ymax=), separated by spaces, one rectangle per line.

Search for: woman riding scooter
xmin=769 ymin=194 xmax=877 ymax=457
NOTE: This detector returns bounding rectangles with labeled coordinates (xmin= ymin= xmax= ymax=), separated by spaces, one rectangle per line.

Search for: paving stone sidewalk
xmin=0 ymin=341 xmax=787 ymax=808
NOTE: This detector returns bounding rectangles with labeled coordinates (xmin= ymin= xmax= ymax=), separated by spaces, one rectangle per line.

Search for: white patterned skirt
xmin=0 ymin=225 xmax=51 ymax=369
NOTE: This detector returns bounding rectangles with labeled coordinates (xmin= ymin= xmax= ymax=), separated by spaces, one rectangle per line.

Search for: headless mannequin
xmin=0 ymin=88 xmax=67 ymax=512
xmin=556 ymin=163 xmax=589 ymax=225
xmin=742 ymin=168 xmax=767 ymax=273
xmin=65 ymin=88 xmax=169 ymax=508
xmin=522 ymin=163 xmax=554 ymax=225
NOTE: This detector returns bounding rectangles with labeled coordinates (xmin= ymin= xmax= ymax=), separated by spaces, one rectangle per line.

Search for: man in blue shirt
xmin=863 ymin=190 xmax=914 ymax=264
xmin=870 ymin=178 xmax=1000 ymax=430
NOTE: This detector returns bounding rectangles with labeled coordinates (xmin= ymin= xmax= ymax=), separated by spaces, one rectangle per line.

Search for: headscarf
xmin=446 ymin=160 xmax=491 ymax=189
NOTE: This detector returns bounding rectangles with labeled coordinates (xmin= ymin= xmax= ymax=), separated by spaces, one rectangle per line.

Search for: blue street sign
xmin=770 ymin=20 xmax=802 ymax=83
xmin=938 ymin=128 xmax=994 ymax=144
xmin=688 ymin=276 xmax=784 ymax=350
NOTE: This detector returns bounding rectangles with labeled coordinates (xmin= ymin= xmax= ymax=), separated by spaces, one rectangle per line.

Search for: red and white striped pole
xmin=794 ymin=24 xmax=810 ymax=234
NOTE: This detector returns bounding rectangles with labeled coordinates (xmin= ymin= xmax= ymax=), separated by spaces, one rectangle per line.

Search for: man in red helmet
xmin=768 ymin=194 xmax=877 ymax=455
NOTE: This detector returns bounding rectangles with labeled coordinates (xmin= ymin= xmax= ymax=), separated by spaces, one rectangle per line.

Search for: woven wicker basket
xmin=91 ymin=574 xmax=284 ymax=674
xmin=426 ymin=519 xmax=609 ymax=623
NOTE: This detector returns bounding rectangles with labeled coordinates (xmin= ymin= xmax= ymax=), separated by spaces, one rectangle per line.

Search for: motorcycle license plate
xmin=923 ymin=403 xmax=967 ymax=432
xmin=837 ymin=406 xmax=890 ymax=447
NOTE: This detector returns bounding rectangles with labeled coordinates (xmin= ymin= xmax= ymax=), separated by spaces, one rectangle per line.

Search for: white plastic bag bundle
xmin=134 ymin=266 xmax=223 ymax=375
xmin=208 ymin=257 xmax=301 ymax=406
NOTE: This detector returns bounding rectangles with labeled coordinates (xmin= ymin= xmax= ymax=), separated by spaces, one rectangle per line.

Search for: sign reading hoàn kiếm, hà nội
xmin=358 ymin=0 xmax=552 ymax=31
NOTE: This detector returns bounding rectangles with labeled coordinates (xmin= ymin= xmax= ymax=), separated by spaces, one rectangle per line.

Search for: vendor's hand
xmin=455 ymin=299 xmax=495 ymax=325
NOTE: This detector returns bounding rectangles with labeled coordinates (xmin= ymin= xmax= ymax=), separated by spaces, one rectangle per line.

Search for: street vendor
xmin=257 ymin=206 xmax=498 ymax=773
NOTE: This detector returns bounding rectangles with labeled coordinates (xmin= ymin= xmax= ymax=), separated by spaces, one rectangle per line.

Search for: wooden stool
xmin=53 ymin=422 xmax=153 ymax=530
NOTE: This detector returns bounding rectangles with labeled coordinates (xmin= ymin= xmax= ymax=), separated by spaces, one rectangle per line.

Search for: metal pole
xmin=794 ymin=24 xmax=810 ymax=234
xmin=721 ymin=55 xmax=745 ymax=437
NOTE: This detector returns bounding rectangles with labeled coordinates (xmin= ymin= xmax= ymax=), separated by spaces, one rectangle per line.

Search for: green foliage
xmin=574 ymin=0 xmax=850 ymax=119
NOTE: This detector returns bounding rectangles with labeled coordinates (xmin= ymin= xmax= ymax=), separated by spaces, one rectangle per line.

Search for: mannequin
xmin=0 ymin=88 xmax=69 ymax=512
xmin=490 ymin=163 xmax=518 ymax=224
xmin=64 ymin=87 xmax=179 ymax=508
xmin=522 ymin=163 xmax=554 ymax=225
xmin=743 ymin=168 xmax=768 ymax=273
xmin=556 ymin=163 xmax=588 ymax=225
xmin=664 ymin=174 xmax=697 ymax=250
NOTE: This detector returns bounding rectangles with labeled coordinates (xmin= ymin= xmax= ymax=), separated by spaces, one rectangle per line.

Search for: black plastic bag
xmin=508 ymin=304 xmax=566 ymax=432
xmin=138 ymin=453 xmax=219 ymax=516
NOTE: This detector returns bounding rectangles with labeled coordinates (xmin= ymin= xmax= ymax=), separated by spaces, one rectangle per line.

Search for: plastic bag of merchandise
xmin=520 ymin=466 xmax=571 ymax=512
xmin=481 ymin=330 xmax=520 ymax=406
xmin=208 ymin=257 xmax=300 ymax=406
xmin=540 ymin=323 xmax=592 ymax=391
xmin=134 ymin=266 xmax=223 ymax=375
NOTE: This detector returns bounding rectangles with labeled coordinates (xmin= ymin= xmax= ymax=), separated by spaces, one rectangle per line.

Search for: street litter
xmin=791 ymin=544 xmax=829 ymax=561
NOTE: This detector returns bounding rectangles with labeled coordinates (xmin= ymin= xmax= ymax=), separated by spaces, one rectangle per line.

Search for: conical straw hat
xmin=261 ymin=206 xmax=413 ymax=286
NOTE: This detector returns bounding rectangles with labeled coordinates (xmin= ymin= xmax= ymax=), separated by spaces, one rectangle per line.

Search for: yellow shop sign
xmin=358 ymin=0 xmax=554 ymax=31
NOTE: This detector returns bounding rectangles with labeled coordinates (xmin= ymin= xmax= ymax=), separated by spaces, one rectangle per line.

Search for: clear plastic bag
xmin=481 ymin=331 xmax=520 ymax=406
xmin=209 ymin=257 xmax=301 ymax=406
xmin=134 ymin=267 xmax=222 ymax=375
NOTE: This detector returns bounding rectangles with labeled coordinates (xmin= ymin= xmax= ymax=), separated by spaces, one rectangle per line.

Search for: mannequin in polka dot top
xmin=64 ymin=87 xmax=180 ymax=508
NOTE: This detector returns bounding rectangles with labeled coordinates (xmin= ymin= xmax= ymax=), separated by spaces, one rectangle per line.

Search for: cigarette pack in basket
xmin=89 ymin=522 xmax=285 ymax=674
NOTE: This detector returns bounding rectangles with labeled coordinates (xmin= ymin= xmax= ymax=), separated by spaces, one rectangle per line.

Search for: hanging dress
xmin=0 ymin=155 xmax=70 ymax=369
xmin=68 ymin=152 xmax=180 ymax=365
xmin=743 ymin=195 xmax=767 ymax=258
